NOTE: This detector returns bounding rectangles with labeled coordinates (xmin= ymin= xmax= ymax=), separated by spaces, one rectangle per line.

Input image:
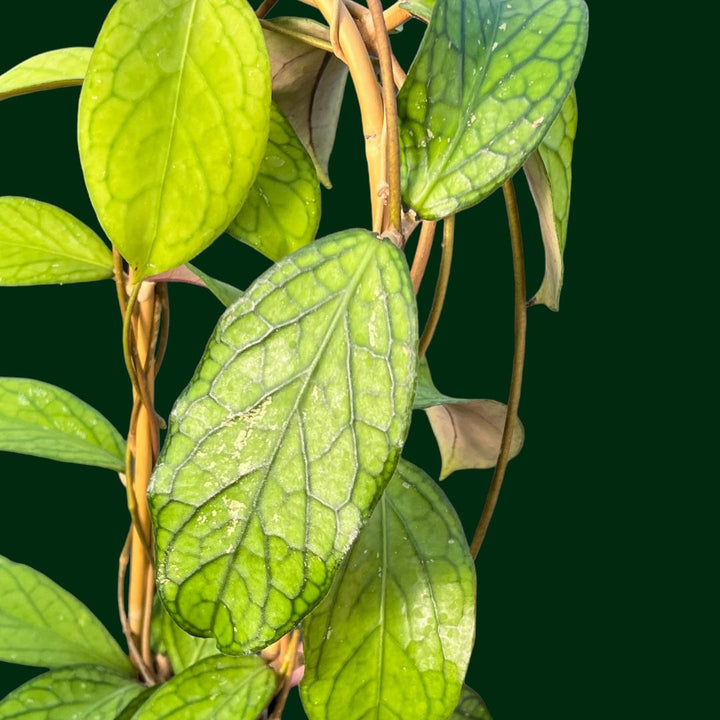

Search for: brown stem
xmin=255 ymin=0 xmax=279 ymax=18
xmin=418 ymin=215 xmax=454 ymax=358
xmin=469 ymin=179 xmax=527 ymax=559
xmin=366 ymin=0 xmax=402 ymax=235
xmin=269 ymin=629 xmax=302 ymax=720
xmin=410 ymin=220 xmax=436 ymax=294
xmin=314 ymin=0 xmax=384 ymax=224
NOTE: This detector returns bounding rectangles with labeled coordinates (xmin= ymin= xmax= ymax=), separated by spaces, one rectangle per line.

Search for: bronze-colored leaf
xmin=262 ymin=17 xmax=348 ymax=188
xmin=426 ymin=399 xmax=524 ymax=480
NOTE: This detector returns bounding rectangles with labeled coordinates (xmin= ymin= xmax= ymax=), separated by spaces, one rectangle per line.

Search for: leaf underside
xmin=451 ymin=685 xmax=494 ymax=719
xmin=149 ymin=229 xmax=418 ymax=655
xmin=227 ymin=102 xmax=321 ymax=261
xmin=0 ymin=47 xmax=91 ymax=102
xmin=0 ymin=666 xmax=143 ymax=720
xmin=0 ymin=556 xmax=132 ymax=675
xmin=78 ymin=0 xmax=271 ymax=279
xmin=0 ymin=377 xmax=126 ymax=472
xmin=0 ymin=197 xmax=112 ymax=286
xmin=524 ymin=88 xmax=577 ymax=310
xmin=263 ymin=18 xmax=348 ymax=188
xmin=398 ymin=0 xmax=588 ymax=219
xmin=300 ymin=459 xmax=476 ymax=720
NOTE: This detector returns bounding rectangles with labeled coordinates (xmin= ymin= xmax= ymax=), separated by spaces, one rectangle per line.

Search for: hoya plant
xmin=0 ymin=0 xmax=588 ymax=717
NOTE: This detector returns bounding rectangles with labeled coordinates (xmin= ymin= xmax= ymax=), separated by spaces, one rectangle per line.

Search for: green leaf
xmin=152 ymin=600 xmax=217 ymax=675
xmin=399 ymin=0 xmax=434 ymax=22
xmin=227 ymin=103 xmax=321 ymax=261
xmin=0 ymin=666 xmax=144 ymax=720
xmin=149 ymin=229 xmax=418 ymax=654
xmin=78 ymin=0 xmax=271 ymax=279
xmin=524 ymin=88 xmax=577 ymax=310
xmin=128 ymin=655 xmax=278 ymax=720
xmin=300 ymin=459 xmax=476 ymax=720
xmin=0 ymin=556 xmax=132 ymax=674
xmin=398 ymin=0 xmax=588 ymax=219
xmin=413 ymin=356 xmax=466 ymax=409
xmin=0 ymin=378 xmax=126 ymax=472
xmin=185 ymin=263 xmax=243 ymax=307
xmin=414 ymin=359 xmax=524 ymax=478
xmin=0 ymin=197 xmax=113 ymax=286
xmin=451 ymin=685 xmax=493 ymax=719
xmin=0 ymin=47 xmax=91 ymax=102
xmin=263 ymin=18 xmax=348 ymax=188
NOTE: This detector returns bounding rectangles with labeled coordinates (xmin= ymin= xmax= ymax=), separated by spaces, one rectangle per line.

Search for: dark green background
xmin=0 ymin=2 xmax=708 ymax=718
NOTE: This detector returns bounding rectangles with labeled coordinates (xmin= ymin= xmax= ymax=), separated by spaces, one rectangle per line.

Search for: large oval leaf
xmin=0 ymin=378 xmax=126 ymax=472
xmin=78 ymin=0 xmax=271 ymax=279
xmin=227 ymin=103 xmax=321 ymax=261
xmin=128 ymin=655 xmax=278 ymax=719
xmin=0 ymin=556 xmax=132 ymax=674
xmin=0 ymin=47 xmax=91 ymax=102
xmin=0 ymin=197 xmax=113 ymax=286
xmin=0 ymin=666 xmax=143 ymax=720
xmin=398 ymin=0 xmax=588 ymax=219
xmin=300 ymin=460 xmax=476 ymax=720
xmin=524 ymin=88 xmax=578 ymax=310
xmin=149 ymin=229 xmax=418 ymax=654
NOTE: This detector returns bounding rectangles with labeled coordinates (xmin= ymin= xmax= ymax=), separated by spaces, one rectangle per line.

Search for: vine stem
xmin=418 ymin=215 xmax=454 ymax=358
xmin=410 ymin=220 xmax=436 ymax=293
xmin=469 ymin=179 xmax=527 ymax=559
xmin=313 ymin=0 xmax=384 ymax=226
xmin=366 ymin=0 xmax=402 ymax=235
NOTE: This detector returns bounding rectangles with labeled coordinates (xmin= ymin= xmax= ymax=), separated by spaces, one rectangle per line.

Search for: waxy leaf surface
xmin=414 ymin=359 xmax=523 ymax=477
xmin=228 ymin=103 xmax=320 ymax=261
xmin=524 ymin=88 xmax=577 ymax=310
xmin=398 ymin=0 xmax=588 ymax=219
xmin=78 ymin=0 xmax=271 ymax=278
xmin=0 ymin=197 xmax=112 ymax=286
xmin=300 ymin=460 xmax=476 ymax=720
xmin=451 ymin=685 xmax=493 ymax=719
xmin=128 ymin=655 xmax=277 ymax=719
xmin=263 ymin=19 xmax=348 ymax=187
xmin=0 ymin=378 xmax=126 ymax=472
xmin=152 ymin=601 xmax=216 ymax=675
xmin=0 ymin=47 xmax=91 ymax=102
xmin=0 ymin=556 xmax=132 ymax=674
xmin=0 ymin=666 xmax=143 ymax=720
xmin=149 ymin=229 xmax=418 ymax=654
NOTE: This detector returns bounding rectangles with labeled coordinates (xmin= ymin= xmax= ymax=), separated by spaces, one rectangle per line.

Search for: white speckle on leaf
xmin=491 ymin=42 xmax=499 ymax=51
xmin=499 ymin=22 xmax=507 ymax=31
xmin=532 ymin=116 xmax=545 ymax=128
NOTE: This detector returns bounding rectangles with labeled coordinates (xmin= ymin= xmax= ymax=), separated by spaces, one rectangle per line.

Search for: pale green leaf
xmin=0 ymin=378 xmax=126 ymax=472
xmin=0 ymin=197 xmax=113 ymax=286
xmin=185 ymin=263 xmax=243 ymax=307
xmin=524 ymin=88 xmax=577 ymax=310
xmin=300 ymin=459 xmax=476 ymax=720
xmin=227 ymin=103 xmax=321 ymax=261
xmin=414 ymin=359 xmax=523 ymax=478
xmin=128 ymin=655 xmax=278 ymax=720
xmin=263 ymin=18 xmax=348 ymax=188
xmin=398 ymin=0 xmax=588 ymax=219
xmin=413 ymin=356 xmax=466 ymax=409
xmin=0 ymin=556 xmax=132 ymax=674
xmin=451 ymin=685 xmax=493 ymax=719
xmin=0 ymin=666 xmax=143 ymax=720
xmin=149 ymin=229 xmax=418 ymax=654
xmin=78 ymin=0 xmax=271 ymax=279
xmin=398 ymin=0 xmax=434 ymax=22
xmin=0 ymin=47 xmax=91 ymax=102
xmin=152 ymin=600 xmax=216 ymax=675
